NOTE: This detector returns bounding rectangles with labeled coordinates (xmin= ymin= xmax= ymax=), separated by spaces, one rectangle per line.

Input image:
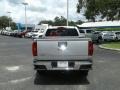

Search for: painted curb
xmin=99 ymin=45 xmax=120 ymax=51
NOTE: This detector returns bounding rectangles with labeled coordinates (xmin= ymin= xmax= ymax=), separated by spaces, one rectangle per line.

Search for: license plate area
xmin=57 ymin=61 xmax=68 ymax=68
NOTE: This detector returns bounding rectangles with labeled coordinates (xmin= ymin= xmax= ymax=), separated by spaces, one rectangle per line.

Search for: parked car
xmin=101 ymin=31 xmax=117 ymax=41
xmin=11 ymin=30 xmax=19 ymax=37
xmin=5 ymin=30 xmax=9 ymax=36
xmin=17 ymin=30 xmax=31 ymax=38
xmin=91 ymin=31 xmax=102 ymax=43
xmin=112 ymin=31 xmax=120 ymax=40
xmin=78 ymin=29 xmax=93 ymax=37
xmin=1 ymin=30 xmax=6 ymax=35
xmin=2 ymin=30 xmax=8 ymax=35
xmin=0 ymin=30 xmax=2 ymax=34
xmin=25 ymin=31 xmax=38 ymax=38
xmin=32 ymin=26 xmax=93 ymax=76
xmin=6 ymin=30 xmax=14 ymax=36
xmin=31 ymin=29 xmax=45 ymax=39
xmin=78 ymin=29 xmax=102 ymax=43
xmin=0 ymin=30 xmax=3 ymax=35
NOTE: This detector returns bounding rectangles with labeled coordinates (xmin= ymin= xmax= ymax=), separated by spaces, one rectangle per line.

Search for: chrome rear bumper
xmin=33 ymin=60 xmax=92 ymax=70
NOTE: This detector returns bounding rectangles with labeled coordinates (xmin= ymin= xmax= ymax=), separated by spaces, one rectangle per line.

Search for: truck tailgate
xmin=36 ymin=38 xmax=91 ymax=60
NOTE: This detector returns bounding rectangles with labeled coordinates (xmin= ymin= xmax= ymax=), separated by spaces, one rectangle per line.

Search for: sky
xmin=0 ymin=0 xmax=86 ymax=24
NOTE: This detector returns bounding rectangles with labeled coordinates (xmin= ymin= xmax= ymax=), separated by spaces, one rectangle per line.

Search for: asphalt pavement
xmin=0 ymin=35 xmax=120 ymax=90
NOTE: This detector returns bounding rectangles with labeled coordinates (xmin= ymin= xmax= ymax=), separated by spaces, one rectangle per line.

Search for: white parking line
xmin=6 ymin=66 xmax=20 ymax=71
xmin=9 ymin=77 xmax=32 ymax=84
xmin=97 ymin=60 xmax=105 ymax=63
xmin=4 ymin=65 xmax=26 ymax=72
xmin=0 ymin=77 xmax=32 ymax=85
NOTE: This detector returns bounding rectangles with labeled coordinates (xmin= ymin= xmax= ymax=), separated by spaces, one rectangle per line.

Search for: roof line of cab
xmin=48 ymin=26 xmax=77 ymax=29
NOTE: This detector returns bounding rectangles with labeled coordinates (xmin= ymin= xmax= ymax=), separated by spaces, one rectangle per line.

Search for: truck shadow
xmin=34 ymin=71 xmax=90 ymax=85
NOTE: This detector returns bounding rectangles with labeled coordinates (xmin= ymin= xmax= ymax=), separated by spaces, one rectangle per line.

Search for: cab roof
xmin=48 ymin=26 xmax=77 ymax=29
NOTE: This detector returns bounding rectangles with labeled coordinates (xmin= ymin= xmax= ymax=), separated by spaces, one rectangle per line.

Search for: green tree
xmin=54 ymin=16 xmax=67 ymax=26
xmin=38 ymin=16 xmax=83 ymax=26
xmin=0 ymin=16 xmax=16 ymax=30
xmin=77 ymin=0 xmax=120 ymax=21
xmin=11 ymin=22 xmax=17 ymax=30
xmin=38 ymin=20 xmax=54 ymax=25
xmin=75 ymin=20 xmax=83 ymax=25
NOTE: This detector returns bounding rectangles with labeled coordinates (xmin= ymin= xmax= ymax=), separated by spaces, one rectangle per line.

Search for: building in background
xmin=77 ymin=21 xmax=120 ymax=29
xmin=16 ymin=23 xmax=35 ymax=31
xmin=34 ymin=24 xmax=48 ymax=31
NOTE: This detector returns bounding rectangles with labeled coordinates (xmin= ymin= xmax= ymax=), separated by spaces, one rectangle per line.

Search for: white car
xmin=7 ymin=30 xmax=14 ymax=36
xmin=3 ymin=30 xmax=8 ymax=35
xmin=32 ymin=30 xmax=45 ymax=39
xmin=113 ymin=31 xmax=120 ymax=40
xmin=79 ymin=29 xmax=103 ymax=43
xmin=101 ymin=31 xmax=117 ymax=41
xmin=25 ymin=31 xmax=38 ymax=38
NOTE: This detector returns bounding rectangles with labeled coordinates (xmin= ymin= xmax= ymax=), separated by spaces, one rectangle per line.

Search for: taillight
xmin=88 ymin=41 xmax=93 ymax=56
xmin=32 ymin=41 xmax=37 ymax=56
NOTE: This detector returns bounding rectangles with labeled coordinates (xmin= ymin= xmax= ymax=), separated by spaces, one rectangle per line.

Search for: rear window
xmin=45 ymin=28 xmax=78 ymax=36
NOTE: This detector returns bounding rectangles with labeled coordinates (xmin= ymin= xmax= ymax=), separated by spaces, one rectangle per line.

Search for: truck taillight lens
xmin=32 ymin=41 xmax=37 ymax=56
xmin=88 ymin=41 xmax=93 ymax=56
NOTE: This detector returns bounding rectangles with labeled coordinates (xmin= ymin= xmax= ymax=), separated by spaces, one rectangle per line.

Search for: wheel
xmin=97 ymin=37 xmax=103 ymax=43
xmin=104 ymin=39 xmax=107 ymax=42
xmin=22 ymin=35 xmax=25 ymax=38
xmin=116 ymin=37 xmax=118 ymax=41
xmin=37 ymin=70 xmax=46 ymax=75
xmin=96 ymin=39 xmax=100 ymax=43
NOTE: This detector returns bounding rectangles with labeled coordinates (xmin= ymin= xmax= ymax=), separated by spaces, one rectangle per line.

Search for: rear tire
xmin=37 ymin=70 xmax=46 ymax=75
xmin=80 ymin=70 xmax=89 ymax=76
xmin=97 ymin=36 xmax=103 ymax=44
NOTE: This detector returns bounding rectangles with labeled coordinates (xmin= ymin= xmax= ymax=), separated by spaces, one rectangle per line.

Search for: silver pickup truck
xmin=32 ymin=26 xmax=93 ymax=76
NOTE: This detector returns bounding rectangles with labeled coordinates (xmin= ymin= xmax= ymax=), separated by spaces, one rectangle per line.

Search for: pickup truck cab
xmin=32 ymin=26 xmax=93 ymax=76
